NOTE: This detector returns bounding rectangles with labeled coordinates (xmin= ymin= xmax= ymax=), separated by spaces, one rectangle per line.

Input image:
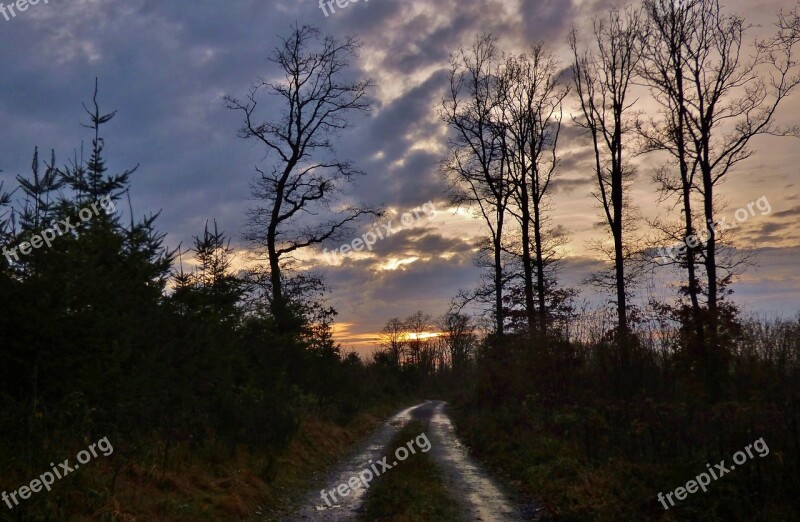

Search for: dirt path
xmin=409 ymin=400 xmax=538 ymax=521
xmin=281 ymin=400 xmax=539 ymax=521
xmin=277 ymin=404 xmax=420 ymax=521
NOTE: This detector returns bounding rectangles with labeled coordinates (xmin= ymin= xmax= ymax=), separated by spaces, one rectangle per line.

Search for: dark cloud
xmin=745 ymin=222 xmax=789 ymax=236
xmin=551 ymin=174 xmax=594 ymax=194
xmin=1 ymin=0 xmax=798 ymax=352
xmin=319 ymin=234 xmax=479 ymax=346
xmin=322 ymin=224 xmax=475 ymax=272
xmin=773 ymin=206 xmax=800 ymax=219
xmin=520 ymin=0 xmax=579 ymax=42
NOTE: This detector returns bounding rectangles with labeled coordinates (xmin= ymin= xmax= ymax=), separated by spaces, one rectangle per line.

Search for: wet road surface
xmin=280 ymin=400 xmax=540 ymax=521
xmin=410 ymin=400 xmax=536 ymax=521
xmin=277 ymin=404 xmax=420 ymax=521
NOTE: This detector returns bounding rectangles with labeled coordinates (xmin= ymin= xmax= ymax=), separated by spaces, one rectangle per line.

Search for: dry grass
xmin=0 ymin=403 xmax=403 ymax=521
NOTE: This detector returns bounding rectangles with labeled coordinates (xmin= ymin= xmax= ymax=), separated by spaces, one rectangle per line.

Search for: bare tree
xmin=441 ymin=34 xmax=515 ymax=343
xmin=639 ymin=0 xmax=800 ymax=359
xmin=500 ymin=44 xmax=569 ymax=336
xmin=637 ymin=0 xmax=705 ymax=344
xmin=437 ymin=312 xmax=477 ymax=373
xmin=378 ymin=317 xmax=406 ymax=366
xmin=404 ymin=311 xmax=432 ymax=367
xmin=570 ymin=6 xmax=643 ymax=341
xmin=226 ymin=24 xmax=378 ymax=333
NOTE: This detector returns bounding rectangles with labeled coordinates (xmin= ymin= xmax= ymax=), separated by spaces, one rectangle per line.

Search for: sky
xmin=1 ymin=0 xmax=799 ymax=356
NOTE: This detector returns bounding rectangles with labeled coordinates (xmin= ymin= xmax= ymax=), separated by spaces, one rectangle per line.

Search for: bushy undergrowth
xmin=451 ymin=316 xmax=800 ymax=521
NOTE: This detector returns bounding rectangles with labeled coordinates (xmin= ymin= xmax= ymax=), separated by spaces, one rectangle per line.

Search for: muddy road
xmin=278 ymin=400 xmax=540 ymax=521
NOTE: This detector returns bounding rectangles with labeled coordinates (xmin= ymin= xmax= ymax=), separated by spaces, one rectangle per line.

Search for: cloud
xmin=773 ymin=206 xmax=800 ymax=219
xmin=0 ymin=0 xmax=799 ymax=353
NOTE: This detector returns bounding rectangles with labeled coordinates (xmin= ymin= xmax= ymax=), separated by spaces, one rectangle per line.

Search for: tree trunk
xmin=701 ymin=156 xmax=718 ymax=353
xmin=494 ymin=234 xmax=504 ymax=342
xmin=267 ymin=222 xmax=287 ymax=334
xmin=532 ymin=197 xmax=547 ymax=335
xmin=673 ymin=57 xmax=705 ymax=347
xmin=519 ymin=180 xmax=536 ymax=338
xmin=494 ymin=208 xmax=505 ymax=345
xmin=612 ymin=128 xmax=628 ymax=340
xmin=682 ymin=183 xmax=704 ymax=345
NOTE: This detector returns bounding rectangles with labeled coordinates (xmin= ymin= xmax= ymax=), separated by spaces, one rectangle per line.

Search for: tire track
xmin=281 ymin=400 xmax=540 ymax=521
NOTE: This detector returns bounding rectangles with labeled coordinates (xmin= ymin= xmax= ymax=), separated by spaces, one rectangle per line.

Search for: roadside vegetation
xmin=448 ymin=314 xmax=800 ymax=520
xmin=0 ymin=63 xmax=427 ymax=522
xmin=358 ymin=421 xmax=462 ymax=522
xmin=3 ymin=1 xmax=800 ymax=519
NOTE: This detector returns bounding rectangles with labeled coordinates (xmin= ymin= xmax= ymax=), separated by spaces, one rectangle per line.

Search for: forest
xmin=1 ymin=0 xmax=799 ymax=520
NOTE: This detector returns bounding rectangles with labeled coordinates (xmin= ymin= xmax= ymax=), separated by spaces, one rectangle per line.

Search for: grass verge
xmin=448 ymin=400 xmax=798 ymax=522
xmin=358 ymin=421 xmax=462 ymax=522
xmin=0 ymin=400 xmax=413 ymax=521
